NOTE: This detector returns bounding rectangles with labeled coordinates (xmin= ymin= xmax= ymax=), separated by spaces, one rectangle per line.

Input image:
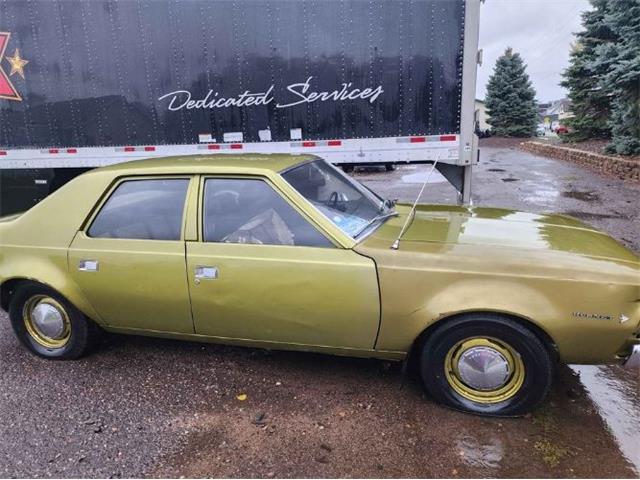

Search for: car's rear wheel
xmin=9 ymin=282 xmax=99 ymax=359
xmin=419 ymin=313 xmax=554 ymax=416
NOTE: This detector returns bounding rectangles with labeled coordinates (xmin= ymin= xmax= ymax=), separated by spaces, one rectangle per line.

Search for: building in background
xmin=475 ymin=99 xmax=491 ymax=136
xmin=539 ymin=98 xmax=573 ymax=130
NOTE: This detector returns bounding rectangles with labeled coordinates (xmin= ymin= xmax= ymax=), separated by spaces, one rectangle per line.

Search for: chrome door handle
xmin=194 ymin=266 xmax=218 ymax=283
xmin=78 ymin=260 xmax=99 ymax=272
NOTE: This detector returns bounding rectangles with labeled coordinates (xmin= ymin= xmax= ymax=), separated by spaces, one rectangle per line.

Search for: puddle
xmin=571 ymin=365 xmax=640 ymax=474
xmin=562 ymin=190 xmax=600 ymax=202
xmin=523 ymin=185 xmax=561 ymax=205
xmin=454 ymin=435 xmax=504 ymax=469
xmin=401 ymin=170 xmax=447 ymax=184
xmin=563 ymin=210 xmax=622 ymax=220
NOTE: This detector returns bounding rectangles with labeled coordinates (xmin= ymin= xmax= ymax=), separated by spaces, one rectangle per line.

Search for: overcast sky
xmin=476 ymin=0 xmax=591 ymax=102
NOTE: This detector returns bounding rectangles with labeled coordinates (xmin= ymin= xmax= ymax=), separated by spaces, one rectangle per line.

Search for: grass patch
xmin=534 ymin=440 xmax=569 ymax=467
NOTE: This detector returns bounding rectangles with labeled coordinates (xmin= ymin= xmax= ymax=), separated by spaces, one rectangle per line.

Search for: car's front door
xmin=186 ymin=176 xmax=380 ymax=350
xmin=68 ymin=176 xmax=195 ymax=333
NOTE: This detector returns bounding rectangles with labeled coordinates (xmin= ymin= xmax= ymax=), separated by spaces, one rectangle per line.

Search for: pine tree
xmin=597 ymin=0 xmax=640 ymax=154
xmin=560 ymin=0 xmax=615 ymax=141
xmin=485 ymin=48 xmax=538 ymax=137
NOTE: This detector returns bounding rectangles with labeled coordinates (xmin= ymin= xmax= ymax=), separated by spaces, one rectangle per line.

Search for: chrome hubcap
xmin=30 ymin=302 xmax=66 ymax=340
xmin=457 ymin=346 xmax=511 ymax=391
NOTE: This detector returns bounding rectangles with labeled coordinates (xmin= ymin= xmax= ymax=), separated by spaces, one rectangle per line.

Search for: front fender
xmin=421 ymin=277 xmax=557 ymax=330
xmin=374 ymin=266 xmax=638 ymax=363
xmin=375 ymin=276 xmax=557 ymax=353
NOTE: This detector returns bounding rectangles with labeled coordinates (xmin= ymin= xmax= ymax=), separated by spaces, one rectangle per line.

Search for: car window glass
xmin=203 ymin=178 xmax=333 ymax=247
xmin=88 ymin=179 xmax=189 ymax=240
xmin=282 ymin=160 xmax=385 ymax=238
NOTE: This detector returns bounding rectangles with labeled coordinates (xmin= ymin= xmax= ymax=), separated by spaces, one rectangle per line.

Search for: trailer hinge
xmin=477 ymin=49 xmax=483 ymax=66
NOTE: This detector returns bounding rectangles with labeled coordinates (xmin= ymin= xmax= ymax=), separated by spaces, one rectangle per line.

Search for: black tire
xmin=419 ymin=313 xmax=554 ymax=416
xmin=385 ymin=163 xmax=396 ymax=172
xmin=9 ymin=282 xmax=100 ymax=360
xmin=341 ymin=164 xmax=355 ymax=173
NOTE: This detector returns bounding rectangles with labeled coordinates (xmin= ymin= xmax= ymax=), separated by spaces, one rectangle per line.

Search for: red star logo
xmin=0 ymin=32 xmax=22 ymax=101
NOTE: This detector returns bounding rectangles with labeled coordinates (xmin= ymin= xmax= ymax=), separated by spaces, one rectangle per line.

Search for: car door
xmin=186 ymin=176 xmax=380 ymax=350
xmin=68 ymin=176 xmax=195 ymax=333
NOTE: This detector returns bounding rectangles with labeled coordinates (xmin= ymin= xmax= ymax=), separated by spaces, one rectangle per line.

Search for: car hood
xmin=358 ymin=204 xmax=639 ymax=265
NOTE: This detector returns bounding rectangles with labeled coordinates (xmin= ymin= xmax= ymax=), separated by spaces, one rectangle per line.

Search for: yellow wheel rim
xmin=444 ymin=337 xmax=525 ymax=404
xmin=23 ymin=295 xmax=71 ymax=349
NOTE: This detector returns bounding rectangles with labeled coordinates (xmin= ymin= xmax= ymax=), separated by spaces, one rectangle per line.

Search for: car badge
xmin=572 ymin=312 xmax=612 ymax=321
xmin=619 ymin=314 xmax=630 ymax=324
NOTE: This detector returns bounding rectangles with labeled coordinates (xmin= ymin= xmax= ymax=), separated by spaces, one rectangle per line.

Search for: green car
xmin=0 ymin=155 xmax=638 ymax=416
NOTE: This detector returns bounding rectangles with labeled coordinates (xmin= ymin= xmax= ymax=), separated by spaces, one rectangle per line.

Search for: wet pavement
xmin=0 ymin=141 xmax=638 ymax=478
xmin=572 ymin=365 xmax=640 ymax=472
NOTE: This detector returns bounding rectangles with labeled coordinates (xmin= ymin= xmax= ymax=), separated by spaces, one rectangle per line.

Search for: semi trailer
xmin=0 ymin=0 xmax=481 ymax=215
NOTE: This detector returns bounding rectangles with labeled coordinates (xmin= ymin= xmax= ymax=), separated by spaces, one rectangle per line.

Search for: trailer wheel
xmin=385 ymin=163 xmax=396 ymax=172
xmin=419 ymin=313 xmax=554 ymax=416
xmin=341 ymin=165 xmax=355 ymax=173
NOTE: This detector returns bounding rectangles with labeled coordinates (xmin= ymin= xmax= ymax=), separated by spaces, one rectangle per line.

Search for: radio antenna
xmin=391 ymin=155 xmax=440 ymax=250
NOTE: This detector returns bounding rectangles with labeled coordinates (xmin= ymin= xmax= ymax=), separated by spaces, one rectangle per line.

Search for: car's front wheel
xmin=9 ymin=282 xmax=100 ymax=359
xmin=419 ymin=313 xmax=554 ymax=416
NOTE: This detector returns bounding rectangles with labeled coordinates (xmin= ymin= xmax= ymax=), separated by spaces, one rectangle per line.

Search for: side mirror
xmin=385 ymin=198 xmax=398 ymax=209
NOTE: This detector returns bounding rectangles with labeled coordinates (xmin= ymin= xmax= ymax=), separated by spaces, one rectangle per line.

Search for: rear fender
xmin=0 ymin=248 xmax=103 ymax=324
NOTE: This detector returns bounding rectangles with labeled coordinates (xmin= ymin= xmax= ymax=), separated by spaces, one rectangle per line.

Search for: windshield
xmin=282 ymin=159 xmax=394 ymax=238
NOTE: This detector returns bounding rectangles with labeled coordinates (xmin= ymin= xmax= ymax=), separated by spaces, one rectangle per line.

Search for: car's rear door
xmin=186 ymin=176 xmax=380 ymax=350
xmin=68 ymin=176 xmax=195 ymax=333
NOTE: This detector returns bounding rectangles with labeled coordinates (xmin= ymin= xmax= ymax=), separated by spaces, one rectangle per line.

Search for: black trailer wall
xmin=0 ymin=0 xmax=465 ymax=148
xmin=0 ymin=168 xmax=92 ymax=215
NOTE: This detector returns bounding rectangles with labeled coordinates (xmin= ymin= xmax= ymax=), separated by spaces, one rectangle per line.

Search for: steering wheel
xmin=327 ymin=191 xmax=348 ymax=212
xmin=327 ymin=191 xmax=339 ymax=208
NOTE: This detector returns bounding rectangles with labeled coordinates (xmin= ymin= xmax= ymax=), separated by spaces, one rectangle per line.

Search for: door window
xmin=88 ymin=178 xmax=189 ymax=240
xmin=203 ymin=178 xmax=333 ymax=247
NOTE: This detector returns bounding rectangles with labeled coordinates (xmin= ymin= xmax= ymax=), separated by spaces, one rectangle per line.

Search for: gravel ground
xmin=0 ymin=141 xmax=638 ymax=478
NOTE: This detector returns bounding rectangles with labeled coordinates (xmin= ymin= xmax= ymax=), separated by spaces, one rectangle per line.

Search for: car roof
xmin=94 ymin=153 xmax=316 ymax=176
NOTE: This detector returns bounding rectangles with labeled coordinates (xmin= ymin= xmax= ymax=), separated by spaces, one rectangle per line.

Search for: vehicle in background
xmin=550 ymin=121 xmax=570 ymax=135
xmin=0 ymin=0 xmax=482 ymax=214
xmin=342 ymin=163 xmax=396 ymax=173
xmin=536 ymin=124 xmax=547 ymax=137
